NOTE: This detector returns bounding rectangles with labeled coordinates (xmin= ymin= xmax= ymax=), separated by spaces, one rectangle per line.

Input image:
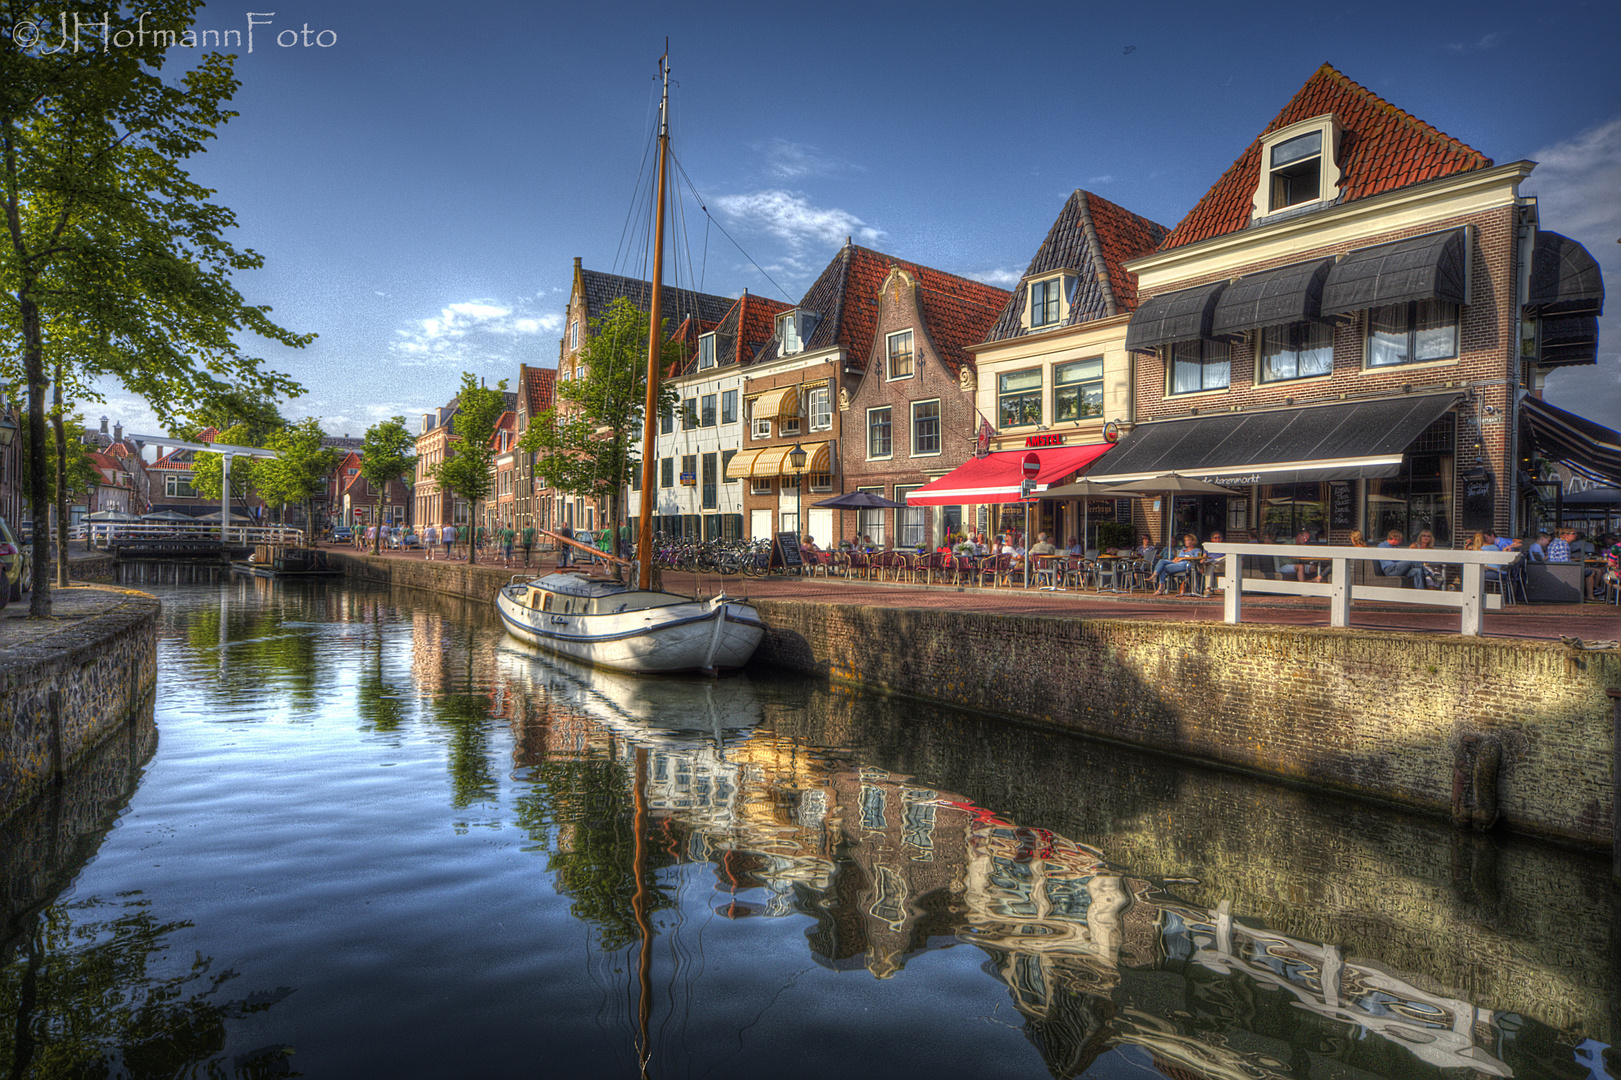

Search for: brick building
xmin=328 ymin=449 xmax=412 ymax=531
xmin=1088 ymin=63 xmax=1607 ymax=546
xmin=512 ymin=364 xmax=556 ymax=533
xmin=414 ymin=399 xmax=463 ymax=529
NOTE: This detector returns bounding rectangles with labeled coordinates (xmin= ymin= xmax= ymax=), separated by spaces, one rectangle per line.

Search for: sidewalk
xmin=322 ymin=540 xmax=1619 ymax=643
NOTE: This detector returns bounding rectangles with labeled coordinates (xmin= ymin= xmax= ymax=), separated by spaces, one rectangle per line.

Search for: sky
xmin=86 ymin=0 xmax=1621 ymax=442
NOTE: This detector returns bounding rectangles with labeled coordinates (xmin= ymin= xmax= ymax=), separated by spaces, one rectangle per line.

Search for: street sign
xmin=1022 ymin=452 xmax=1040 ymax=479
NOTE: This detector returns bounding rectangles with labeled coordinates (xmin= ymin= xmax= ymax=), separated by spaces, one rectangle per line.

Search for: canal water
xmin=1 ymin=572 xmax=1616 ymax=1079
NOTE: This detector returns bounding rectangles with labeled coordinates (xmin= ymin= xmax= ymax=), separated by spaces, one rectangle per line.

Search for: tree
xmin=431 ymin=374 xmax=507 ymax=566
xmin=189 ymin=422 xmax=258 ymax=518
xmin=360 ymin=416 xmax=417 ymax=554
xmin=519 ymin=297 xmax=680 ymax=560
xmin=1 ymin=0 xmax=310 ymax=617
xmin=250 ymin=418 xmax=340 ymax=545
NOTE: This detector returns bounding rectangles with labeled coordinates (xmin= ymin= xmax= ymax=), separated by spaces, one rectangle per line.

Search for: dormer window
xmin=698 ymin=332 xmax=716 ymax=369
xmin=1251 ymin=115 xmax=1343 ymax=221
xmin=1023 ymin=273 xmax=1076 ymax=330
xmin=776 ymin=310 xmax=819 ymax=356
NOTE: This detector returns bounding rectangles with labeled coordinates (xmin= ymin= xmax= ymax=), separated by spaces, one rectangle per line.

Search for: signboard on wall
xmin=1328 ymin=482 xmax=1355 ymax=529
xmin=773 ymin=532 xmax=804 ymax=570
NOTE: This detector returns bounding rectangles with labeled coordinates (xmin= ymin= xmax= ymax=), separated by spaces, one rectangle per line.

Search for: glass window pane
xmin=1367 ymin=305 xmax=1409 ymax=367
xmin=1413 ymin=300 xmax=1457 ymax=361
xmin=1000 ymin=369 xmax=1041 ymax=392
xmin=1299 ymin=322 xmax=1333 ymax=377
xmin=1271 ymin=131 xmax=1321 ymax=167
xmin=1056 ymin=358 xmax=1103 ymax=384
xmin=721 ymin=390 xmax=737 ymax=424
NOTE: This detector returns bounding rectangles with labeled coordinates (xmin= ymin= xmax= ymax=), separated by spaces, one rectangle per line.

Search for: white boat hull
xmin=495 ymin=575 xmax=765 ymax=674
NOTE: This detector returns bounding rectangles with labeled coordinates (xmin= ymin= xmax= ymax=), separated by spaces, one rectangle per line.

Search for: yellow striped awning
xmin=748 ymin=445 xmax=792 ymax=477
xmin=750 ymin=387 xmax=800 ymax=421
xmin=725 ymin=447 xmax=765 ymax=480
xmin=801 ymin=441 xmax=831 ymax=472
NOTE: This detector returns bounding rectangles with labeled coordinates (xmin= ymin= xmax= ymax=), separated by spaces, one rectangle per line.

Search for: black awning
xmin=1087 ymin=392 xmax=1461 ymax=486
xmin=1320 ymin=228 xmax=1469 ymax=317
xmin=1124 ymin=280 xmax=1227 ymax=352
xmin=1521 ymin=394 xmax=1621 ymax=486
xmin=1210 ymin=257 xmax=1333 ymax=337
xmin=1525 ymin=231 xmax=1604 ymax=317
xmin=1538 ymin=314 xmax=1599 ymax=368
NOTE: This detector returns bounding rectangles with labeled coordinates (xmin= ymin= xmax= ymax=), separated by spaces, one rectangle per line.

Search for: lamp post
xmin=788 ymin=443 xmax=806 ymax=540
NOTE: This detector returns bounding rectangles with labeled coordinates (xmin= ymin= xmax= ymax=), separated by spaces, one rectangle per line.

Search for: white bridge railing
xmin=74 ymin=522 xmax=305 ymax=547
xmin=1205 ymin=542 xmax=1522 ymax=636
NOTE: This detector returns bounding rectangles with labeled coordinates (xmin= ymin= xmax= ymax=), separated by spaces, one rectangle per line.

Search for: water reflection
xmin=3 ymin=577 xmax=1613 ymax=1080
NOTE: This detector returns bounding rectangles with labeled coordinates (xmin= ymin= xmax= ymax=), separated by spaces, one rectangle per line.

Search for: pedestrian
xmin=424 ymin=523 xmax=438 ymax=559
xmin=558 ymin=522 xmax=574 ymax=568
xmin=520 ymin=524 xmax=534 ymax=567
xmin=501 ymin=524 xmax=514 ymax=567
xmin=442 ymin=523 xmax=457 ymax=560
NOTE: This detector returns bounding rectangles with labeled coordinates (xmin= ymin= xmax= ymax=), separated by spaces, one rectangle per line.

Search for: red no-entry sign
xmin=1022 ymin=452 xmax=1040 ymax=479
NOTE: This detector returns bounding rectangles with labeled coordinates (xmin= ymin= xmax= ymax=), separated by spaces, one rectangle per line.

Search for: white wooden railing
xmin=1205 ymin=542 xmax=1522 ymax=636
xmin=74 ymin=522 xmax=305 ymax=546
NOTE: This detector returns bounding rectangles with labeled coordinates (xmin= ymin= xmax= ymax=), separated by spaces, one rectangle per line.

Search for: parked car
xmin=0 ymin=516 xmax=32 ymax=605
xmin=331 ymin=526 xmax=352 ymax=542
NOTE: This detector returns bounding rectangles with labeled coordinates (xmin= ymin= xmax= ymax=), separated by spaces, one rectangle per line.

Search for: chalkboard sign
xmin=1329 ymin=481 xmax=1355 ymax=529
xmin=773 ymin=532 xmax=804 ymax=570
xmin=1460 ymin=476 xmax=1494 ymax=535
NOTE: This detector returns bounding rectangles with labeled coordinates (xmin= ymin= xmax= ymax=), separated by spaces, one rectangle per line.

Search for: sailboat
xmin=496 ymin=53 xmax=767 ymax=675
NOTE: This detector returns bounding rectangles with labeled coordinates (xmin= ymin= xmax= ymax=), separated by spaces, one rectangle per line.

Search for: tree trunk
xmin=467 ymin=500 xmax=478 ymax=565
xmin=51 ymin=365 xmax=68 ymax=588
xmin=21 ymin=297 xmax=50 ymax=616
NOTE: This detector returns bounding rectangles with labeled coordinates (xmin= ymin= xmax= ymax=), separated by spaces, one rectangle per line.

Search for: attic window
xmin=1251 ymin=116 xmax=1342 ymax=221
xmin=776 ymin=309 xmax=819 ymax=356
xmin=1024 ymin=273 xmax=1076 ymax=330
xmin=698 ymin=332 xmax=716 ymax=369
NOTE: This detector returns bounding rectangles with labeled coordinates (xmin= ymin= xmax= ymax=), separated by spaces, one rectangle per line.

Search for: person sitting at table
xmin=1377 ymin=529 xmax=1430 ymax=588
xmin=1200 ymin=531 xmax=1226 ymax=589
xmin=1527 ymin=530 xmax=1552 ymax=561
xmin=801 ymin=535 xmax=819 ymax=554
xmin=1028 ymin=532 xmax=1058 ymax=558
xmin=1276 ymin=527 xmax=1321 ymax=582
xmin=1067 ymin=536 xmax=1085 ymax=557
xmin=1546 ymin=528 xmax=1574 ymax=563
xmin=1151 ymin=534 xmax=1203 ymax=594
xmin=1412 ymin=530 xmax=1445 ymax=588
xmin=1587 ymin=531 xmax=1616 ymax=599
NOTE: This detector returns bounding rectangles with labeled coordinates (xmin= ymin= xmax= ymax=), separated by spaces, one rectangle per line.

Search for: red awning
xmin=908 ymin=443 xmax=1113 ymax=505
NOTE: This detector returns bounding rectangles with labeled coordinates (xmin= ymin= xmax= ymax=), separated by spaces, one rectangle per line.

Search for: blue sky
xmin=92 ymin=0 xmax=1621 ymax=438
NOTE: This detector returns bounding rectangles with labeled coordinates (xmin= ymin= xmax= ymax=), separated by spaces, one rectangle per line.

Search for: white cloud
xmin=1523 ymin=116 xmax=1621 ymax=427
xmin=1445 ymin=32 xmax=1500 ymax=51
xmin=965 ymin=267 xmax=1023 ymax=288
xmin=390 ymin=297 xmax=563 ymax=367
xmin=715 ymin=189 xmax=885 ymax=253
xmin=756 ymin=139 xmax=860 ymax=180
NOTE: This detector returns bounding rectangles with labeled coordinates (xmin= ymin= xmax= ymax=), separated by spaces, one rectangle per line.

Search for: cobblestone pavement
xmin=325 ymin=540 xmax=1620 ymax=643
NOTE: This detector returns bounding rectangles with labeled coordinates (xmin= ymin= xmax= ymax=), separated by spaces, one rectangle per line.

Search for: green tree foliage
xmin=1 ymin=0 xmax=310 ymax=616
xmin=519 ymin=297 xmax=680 ymax=558
xmin=250 ymin=418 xmax=340 ymax=543
xmin=360 ymin=416 xmax=417 ymax=553
xmin=175 ymin=387 xmax=286 ymax=447
xmin=187 ymin=421 xmax=256 ymax=510
xmin=18 ymin=409 xmax=100 ymax=508
xmin=431 ymin=374 xmax=507 ymax=566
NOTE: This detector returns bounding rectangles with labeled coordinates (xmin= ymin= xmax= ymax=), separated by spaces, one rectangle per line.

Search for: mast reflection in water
xmin=0 ymin=574 xmax=1614 ymax=1080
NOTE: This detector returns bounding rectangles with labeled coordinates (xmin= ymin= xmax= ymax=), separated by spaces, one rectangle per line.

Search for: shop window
xmin=896 ymin=485 xmax=925 ymax=546
xmin=857 ymin=487 xmax=886 ymax=544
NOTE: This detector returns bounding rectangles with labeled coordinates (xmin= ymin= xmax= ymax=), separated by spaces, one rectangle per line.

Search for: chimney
xmin=113 ymin=422 xmax=122 ymax=442
xmin=99 ymin=416 xmax=108 ymax=433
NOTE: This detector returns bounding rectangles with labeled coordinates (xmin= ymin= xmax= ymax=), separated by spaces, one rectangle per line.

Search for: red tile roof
xmin=1084 ymin=191 xmax=1168 ymax=311
xmin=523 ymin=365 xmax=556 ymax=418
xmin=1159 ymin=63 xmax=1492 ymax=251
xmin=730 ymin=292 xmax=793 ymax=366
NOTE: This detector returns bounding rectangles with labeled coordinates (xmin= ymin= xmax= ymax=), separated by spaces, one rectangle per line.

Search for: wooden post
xmin=1329 ymin=557 xmax=1350 ymax=628
xmin=1609 ymin=688 xmax=1620 ymax=885
xmin=1460 ymin=562 xmax=1484 ymax=636
xmin=1223 ymin=556 xmax=1242 ymax=624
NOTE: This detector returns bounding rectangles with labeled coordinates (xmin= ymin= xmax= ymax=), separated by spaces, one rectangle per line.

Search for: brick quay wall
xmin=327 ymin=551 xmax=1618 ymax=849
xmin=0 ymin=587 xmax=159 ymax=823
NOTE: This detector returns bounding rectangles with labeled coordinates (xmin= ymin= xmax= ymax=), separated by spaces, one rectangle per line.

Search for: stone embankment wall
xmin=0 ymin=587 xmax=159 ymax=821
xmin=326 ymin=551 xmax=1617 ymax=848
xmin=754 ymin=602 xmax=1617 ymax=848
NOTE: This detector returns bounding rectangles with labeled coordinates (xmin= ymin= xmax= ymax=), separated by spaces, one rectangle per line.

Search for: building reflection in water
xmin=488 ymin=635 xmax=1609 ymax=1080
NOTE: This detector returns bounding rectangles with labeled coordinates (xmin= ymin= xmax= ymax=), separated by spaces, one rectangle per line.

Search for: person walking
xmin=520 ymin=524 xmax=535 ymax=567
xmin=442 ymin=523 xmax=458 ymax=561
xmin=500 ymin=525 xmax=515 ymax=568
xmin=423 ymin=523 xmax=438 ymax=559
xmin=558 ymin=522 xmax=574 ymax=568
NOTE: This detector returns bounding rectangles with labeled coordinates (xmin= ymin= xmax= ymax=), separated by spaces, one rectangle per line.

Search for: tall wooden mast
xmin=636 ymin=52 xmax=669 ymax=592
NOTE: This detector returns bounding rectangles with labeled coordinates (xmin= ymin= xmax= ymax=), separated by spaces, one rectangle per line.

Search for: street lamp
xmin=787 ymin=443 xmax=806 ymax=539
xmin=0 ymin=413 xmax=17 ymax=446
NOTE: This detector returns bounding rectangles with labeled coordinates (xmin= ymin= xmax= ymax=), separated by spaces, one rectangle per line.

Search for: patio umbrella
xmin=811 ymin=491 xmax=903 ymax=509
xmin=1099 ymin=473 xmax=1233 ymax=549
xmin=86 ymin=509 xmax=139 ymax=521
xmin=192 ymin=509 xmax=254 ymax=522
xmin=141 ymin=510 xmax=196 ymax=521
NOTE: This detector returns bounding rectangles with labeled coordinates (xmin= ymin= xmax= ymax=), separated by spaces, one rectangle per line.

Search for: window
xmin=1030 ymin=278 xmax=1062 ymax=328
xmin=165 ymin=474 xmax=196 ymax=498
xmin=701 ymin=394 xmax=717 ymax=427
xmin=912 ymin=400 xmax=940 ymax=455
xmin=887 ymin=330 xmax=914 ymax=379
xmin=867 ymin=406 xmax=892 ymax=459
xmin=1366 ymin=301 xmax=1459 ymax=368
xmin=721 ymin=390 xmax=738 ymax=425
xmin=1054 ymin=358 xmax=1103 ymax=421
xmin=681 ymin=454 xmax=697 ymax=487
xmin=857 ymin=487 xmax=885 ymax=544
xmin=809 ymin=387 xmax=831 ymax=431
xmin=660 ymin=406 xmax=674 ymax=435
xmin=660 ymin=457 xmax=674 ymax=488
xmin=682 ymin=398 xmax=698 ymax=430
xmin=777 ymin=311 xmax=803 ymax=355
xmin=570 ymin=320 xmax=579 ymax=350
xmin=631 ymin=462 xmax=641 ymax=491
xmin=1259 ymin=322 xmax=1334 ymax=382
xmin=896 ymin=485 xmax=925 ymax=547
xmin=1269 ymin=131 xmax=1321 ymax=211
xmin=998 ymin=369 xmax=1042 ymax=428
xmin=1169 ymin=339 xmax=1231 ymax=394
xmin=750 ymin=476 xmax=773 ymax=496
xmin=698 ymin=332 xmax=716 ymax=369
xmin=722 ymin=449 xmax=737 ymax=482
xmin=808 ymin=472 xmax=832 ymax=492
xmin=751 ymin=413 xmax=771 ymax=440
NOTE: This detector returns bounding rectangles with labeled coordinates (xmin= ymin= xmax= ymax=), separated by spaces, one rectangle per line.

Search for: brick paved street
xmin=326 ymin=540 xmax=1619 ymax=643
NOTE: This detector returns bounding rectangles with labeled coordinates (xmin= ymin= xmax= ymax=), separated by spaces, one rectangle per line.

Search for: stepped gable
xmin=578 ymin=268 xmax=735 ymax=329
xmin=986 ymin=190 xmax=1168 ymax=341
xmin=758 ymin=245 xmax=1008 ymax=372
xmin=1159 ymin=63 xmax=1492 ymax=251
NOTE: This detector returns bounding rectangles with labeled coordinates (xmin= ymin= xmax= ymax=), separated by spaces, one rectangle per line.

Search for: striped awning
xmin=726 ymin=441 xmax=832 ymax=479
xmin=725 ymin=448 xmax=765 ymax=480
xmin=1521 ymin=394 xmax=1621 ymax=486
xmin=750 ymin=387 xmax=800 ymax=421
